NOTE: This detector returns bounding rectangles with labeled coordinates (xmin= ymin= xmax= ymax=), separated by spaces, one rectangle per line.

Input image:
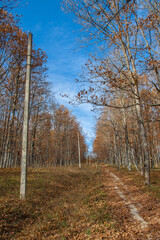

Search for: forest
xmin=0 ymin=0 xmax=160 ymax=239
xmin=0 ymin=0 xmax=87 ymax=169
xmin=1 ymin=0 xmax=160 ymax=181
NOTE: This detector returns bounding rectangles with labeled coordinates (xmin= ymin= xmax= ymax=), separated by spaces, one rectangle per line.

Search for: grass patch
xmin=0 ymin=166 xmax=115 ymax=239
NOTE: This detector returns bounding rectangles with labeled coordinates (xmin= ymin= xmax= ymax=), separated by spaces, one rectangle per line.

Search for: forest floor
xmin=0 ymin=165 xmax=160 ymax=239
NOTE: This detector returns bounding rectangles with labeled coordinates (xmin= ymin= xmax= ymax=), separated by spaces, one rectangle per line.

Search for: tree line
xmin=0 ymin=0 xmax=87 ymax=168
xmin=63 ymin=0 xmax=160 ymax=184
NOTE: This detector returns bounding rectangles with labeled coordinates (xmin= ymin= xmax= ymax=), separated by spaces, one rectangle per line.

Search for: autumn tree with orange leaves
xmin=63 ymin=0 xmax=160 ymax=184
xmin=52 ymin=105 xmax=87 ymax=166
xmin=0 ymin=9 xmax=49 ymax=167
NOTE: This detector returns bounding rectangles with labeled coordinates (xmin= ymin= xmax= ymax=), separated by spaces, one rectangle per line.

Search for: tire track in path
xmin=103 ymin=168 xmax=160 ymax=240
xmin=110 ymin=171 xmax=148 ymax=229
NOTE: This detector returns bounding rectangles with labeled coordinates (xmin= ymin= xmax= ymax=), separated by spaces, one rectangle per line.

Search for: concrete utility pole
xmin=20 ymin=33 xmax=32 ymax=199
xmin=77 ymin=132 xmax=81 ymax=168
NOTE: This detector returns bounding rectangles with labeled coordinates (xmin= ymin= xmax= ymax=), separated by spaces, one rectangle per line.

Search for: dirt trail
xmin=103 ymin=167 xmax=160 ymax=240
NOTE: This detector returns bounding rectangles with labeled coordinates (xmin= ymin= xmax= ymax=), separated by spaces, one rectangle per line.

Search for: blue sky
xmin=15 ymin=0 xmax=97 ymax=151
